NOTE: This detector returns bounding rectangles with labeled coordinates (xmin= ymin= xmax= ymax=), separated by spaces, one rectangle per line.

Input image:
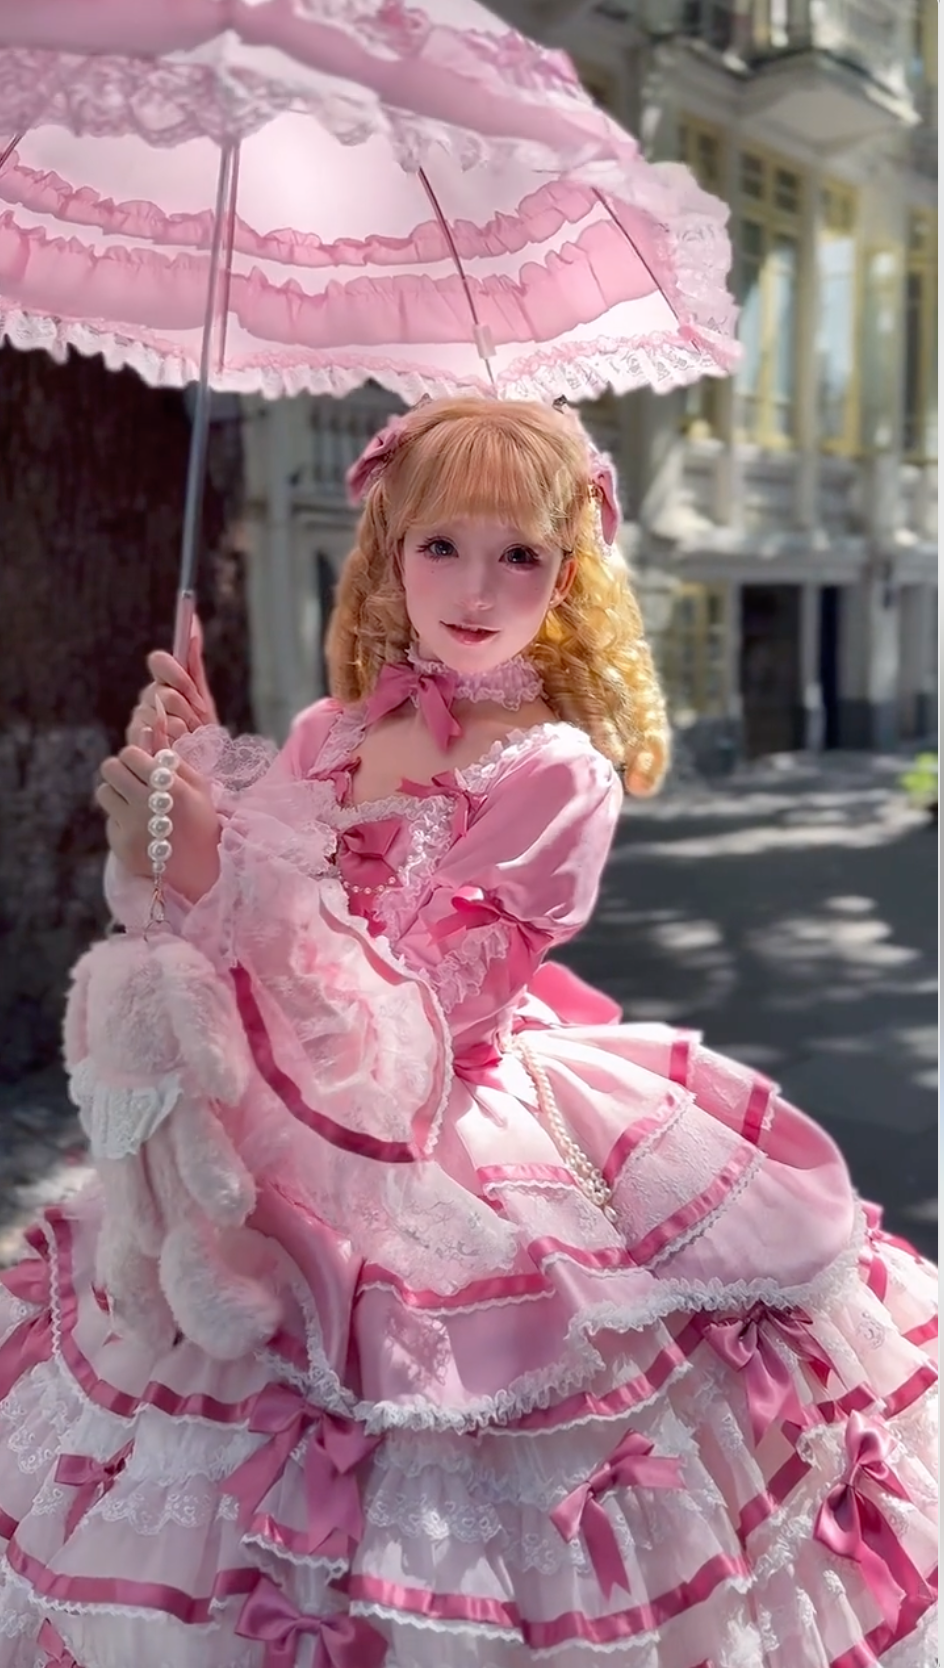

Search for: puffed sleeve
xmin=392 ymin=731 xmax=623 ymax=1051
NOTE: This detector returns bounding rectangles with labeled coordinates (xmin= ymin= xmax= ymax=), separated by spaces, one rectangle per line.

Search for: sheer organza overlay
xmin=0 ymin=702 xmax=936 ymax=1666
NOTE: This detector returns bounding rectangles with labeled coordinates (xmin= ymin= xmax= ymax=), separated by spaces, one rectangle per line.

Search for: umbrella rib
xmin=592 ymin=188 xmax=682 ymax=328
xmin=417 ymin=167 xmax=496 ymax=390
xmin=0 ymin=133 xmax=23 ymax=174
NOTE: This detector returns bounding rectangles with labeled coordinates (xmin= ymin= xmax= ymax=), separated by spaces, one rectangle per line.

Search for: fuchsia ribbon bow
xmin=55 ymin=1441 xmax=134 ymax=1539
xmin=0 ymin=1240 xmax=53 ymax=1402
xmin=364 ymin=662 xmax=462 ymax=751
xmin=227 ymin=1386 xmax=378 ymax=1557
xmin=314 ymin=760 xmax=360 ymax=807
xmin=551 ymin=1430 xmax=685 ymax=1598
xmin=236 ymin=1578 xmax=387 ymax=1668
xmin=37 ymin=1621 xmax=80 ymax=1667
xmin=336 ymin=817 xmax=403 ymax=892
xmin=814 ymin=1412 xmax=930 ymax=1626
xmin=400 ymin=773 xmax=476 ymax=840
xmin=701 ymin=1305 xmax=833 ymax=1445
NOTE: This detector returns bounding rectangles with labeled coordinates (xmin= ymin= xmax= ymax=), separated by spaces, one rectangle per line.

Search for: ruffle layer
xmin=0 ymin=1184 xmax=936 ymax=1666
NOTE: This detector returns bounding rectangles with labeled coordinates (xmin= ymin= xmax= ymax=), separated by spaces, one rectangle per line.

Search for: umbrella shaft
xmin=175 ymin=139 xmax=239 ymax=659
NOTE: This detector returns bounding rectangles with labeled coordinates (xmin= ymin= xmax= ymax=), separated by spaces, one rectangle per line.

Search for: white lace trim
xmin=407 ymin=650 xmax=543 ymax=709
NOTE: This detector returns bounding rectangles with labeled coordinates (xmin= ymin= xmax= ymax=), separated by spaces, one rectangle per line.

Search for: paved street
xmin=0 ymin=751 xmax=937 ymax=1266
xmin=567 ymin=751 xmax=938 ymax=1261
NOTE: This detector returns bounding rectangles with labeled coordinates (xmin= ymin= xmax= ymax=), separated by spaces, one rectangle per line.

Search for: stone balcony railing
xmin=675 ymin=0 xmax=915 ymax=102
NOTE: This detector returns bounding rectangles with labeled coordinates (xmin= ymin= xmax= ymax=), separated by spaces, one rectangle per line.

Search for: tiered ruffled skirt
xmin=0 ymin=1024 xmax=937 ymax=1667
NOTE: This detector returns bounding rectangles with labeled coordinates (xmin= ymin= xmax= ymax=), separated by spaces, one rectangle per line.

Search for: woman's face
xmin=399 ymin=517 xmax=574 ymax=674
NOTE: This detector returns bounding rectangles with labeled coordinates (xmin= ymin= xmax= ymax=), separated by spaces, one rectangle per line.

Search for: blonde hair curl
xmin=326 ymin=397 xmax=669 ymax=795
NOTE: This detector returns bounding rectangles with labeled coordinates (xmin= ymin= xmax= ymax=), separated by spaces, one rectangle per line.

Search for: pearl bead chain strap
xmin=511 ymin=1037 xmax=617 ymax=1223
xmin=145 ymin=747 xmax=179 ymax=931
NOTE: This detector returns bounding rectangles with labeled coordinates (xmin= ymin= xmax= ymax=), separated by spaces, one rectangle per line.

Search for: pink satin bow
xmin=589 ymin=452 xmax=620 ymax=545
xmin=452 ymin=1038 xmax=505 ymax=1086
xmin=37 ymin=1621 xmax=79 ymax=1667
xmin=236 ymin=1578 xmax=387 ymax=1668
xmin=56 ymin=1441 xmax=133 ymax=1539
xmin=364 ymin=662 xmax=461 ymax=751
xmin=429 ymin=884 xmax=506 ymax=941
xmin=551 ymin=1429 xmax=685 ymax=1598
xmin=336 ymin=817 xmax=403 ymax=892
xmin=228 ymin=1388 xmax=378 ymax=1556
xmin=345 ymin=413 xmax=410 ymax=503
xmin=400 ymin=773 xmax=476 ymax=840
xmin=702 ymin=1305 xmax=832 ymax=1445
xmin=0 ymin=1244 xmax=53 ymax=1402
xmin=814 ymin=1412 xmax=929 ymax=1626
xmin=314 ymin=760 xmax=360 ymax=807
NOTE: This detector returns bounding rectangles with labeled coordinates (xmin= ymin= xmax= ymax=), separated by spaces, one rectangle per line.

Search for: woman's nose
xmin=462 ymin=570 xmax=495 ymax=612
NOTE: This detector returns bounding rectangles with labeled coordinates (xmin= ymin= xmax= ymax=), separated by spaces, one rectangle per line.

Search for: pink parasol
xmin=0 ymin=0 xmax=738 ymax=654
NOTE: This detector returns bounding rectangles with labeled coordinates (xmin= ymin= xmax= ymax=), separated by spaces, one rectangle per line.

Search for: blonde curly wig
xmin=326 ymin=397 xmax=670 ymax=795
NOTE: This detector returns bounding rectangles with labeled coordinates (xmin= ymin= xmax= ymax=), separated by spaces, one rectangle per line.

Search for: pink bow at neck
xmin=551 ymin=1429 xmax=685 ymax=1598
xmin=236 ymin=1578 xmax=387 ymax=1668
xmin=364 ymin=662 xmax=462 ymax=751
xmin=814 ymin=1412 xmax=930 ymax=1626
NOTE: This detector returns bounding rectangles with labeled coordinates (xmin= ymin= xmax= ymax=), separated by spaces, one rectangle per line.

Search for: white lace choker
xmin=407 ymin=648 xmax=543 ymax=710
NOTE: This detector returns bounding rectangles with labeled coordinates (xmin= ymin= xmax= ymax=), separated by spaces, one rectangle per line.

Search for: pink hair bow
xmin=346 ymin=412 xmax=410 ymax=503
xmin=590 ymin=451 xmax=621 ymax=546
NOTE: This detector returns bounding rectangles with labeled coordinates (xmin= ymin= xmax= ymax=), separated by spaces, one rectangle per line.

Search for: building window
xmin=678 ymin=117 xmax=727 ymax=436
xmin=660 ymin=583 xmax=729 ymax=719
xmin=903 ymin=210 xmax=937 ymax=459
xmin=735 ymin=150 xmax=803 ymax=447
xmin=817 ymin=182 xmax=860 ymax=454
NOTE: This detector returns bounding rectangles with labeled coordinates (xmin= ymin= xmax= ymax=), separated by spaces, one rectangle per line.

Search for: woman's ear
xmin=551 ymin=556 xmax=577 ymax=608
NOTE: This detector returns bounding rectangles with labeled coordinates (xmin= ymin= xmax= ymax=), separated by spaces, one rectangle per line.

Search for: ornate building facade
xmin=240 ymin=0 xmax=938 ymax=769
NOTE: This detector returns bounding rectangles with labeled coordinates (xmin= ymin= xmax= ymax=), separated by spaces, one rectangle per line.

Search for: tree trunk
xmin=0 ymin=346 xmax=250 ymax=1080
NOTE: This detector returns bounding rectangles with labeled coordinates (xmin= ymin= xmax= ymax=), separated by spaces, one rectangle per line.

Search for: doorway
xmin=819 ymin=585 xmax=841 ymax=749
xmin=740 ymin=584 xmax=802 ymax=757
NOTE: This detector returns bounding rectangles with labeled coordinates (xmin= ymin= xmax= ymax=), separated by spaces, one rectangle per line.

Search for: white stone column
xmin=724 ymin=582 xmax=743 ymax=726
xmin=241 ymin=395 xmax=314 ymax=744
xmin=793 ymin=163 xmax=821 ymax=530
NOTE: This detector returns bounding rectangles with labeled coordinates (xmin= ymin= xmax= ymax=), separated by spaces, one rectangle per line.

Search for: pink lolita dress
xmin=0 ymin=654 xmax=937 ymax=1668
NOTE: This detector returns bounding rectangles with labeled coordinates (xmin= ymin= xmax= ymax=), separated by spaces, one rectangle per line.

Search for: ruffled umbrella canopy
xmin=0 ymin=0 xmax=738 ymax=652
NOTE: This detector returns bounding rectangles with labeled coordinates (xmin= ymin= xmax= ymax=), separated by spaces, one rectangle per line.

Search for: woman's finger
xmin=119 ymin=744 xmax=164 ymax=787
xmin=95 ymin=782 xmax=127 ymax=819
xmin=98 ymin=757 xmax=133 ymax=801
xmin=146 ymin=650 xmax=208 ymax=718
xmin=187 ymin=617 xmax=217 ymax=717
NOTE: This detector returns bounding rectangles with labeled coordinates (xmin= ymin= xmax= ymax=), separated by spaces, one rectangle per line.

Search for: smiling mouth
xmin=444 ymin=623 xmax=498 ymax=641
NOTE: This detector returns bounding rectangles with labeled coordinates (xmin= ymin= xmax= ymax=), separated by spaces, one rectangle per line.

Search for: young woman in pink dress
xmin=0 ymin=399 xmax=936 ymax=1666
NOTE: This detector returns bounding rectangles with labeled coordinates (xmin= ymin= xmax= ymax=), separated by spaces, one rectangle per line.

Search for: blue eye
xmin=419 ymin=537 xmax=457 ymax=560
xmin=503 ymin=545 xmax=540 ymax=567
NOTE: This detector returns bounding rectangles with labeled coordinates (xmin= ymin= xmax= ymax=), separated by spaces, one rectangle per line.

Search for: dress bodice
xmin=282 ymin=697 xmax=622 ymax=1047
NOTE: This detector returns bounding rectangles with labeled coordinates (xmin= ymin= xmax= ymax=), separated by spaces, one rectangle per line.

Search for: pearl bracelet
xmin=145 ymin=747 xmax=179 ymax=930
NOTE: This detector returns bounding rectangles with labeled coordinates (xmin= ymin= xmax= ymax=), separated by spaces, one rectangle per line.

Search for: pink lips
xmin=444 ymin=624 xmax=498 ymax=645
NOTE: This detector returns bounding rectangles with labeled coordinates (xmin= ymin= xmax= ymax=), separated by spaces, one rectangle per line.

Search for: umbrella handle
xmin=173 ymin=589 xmax=197 ymax=665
